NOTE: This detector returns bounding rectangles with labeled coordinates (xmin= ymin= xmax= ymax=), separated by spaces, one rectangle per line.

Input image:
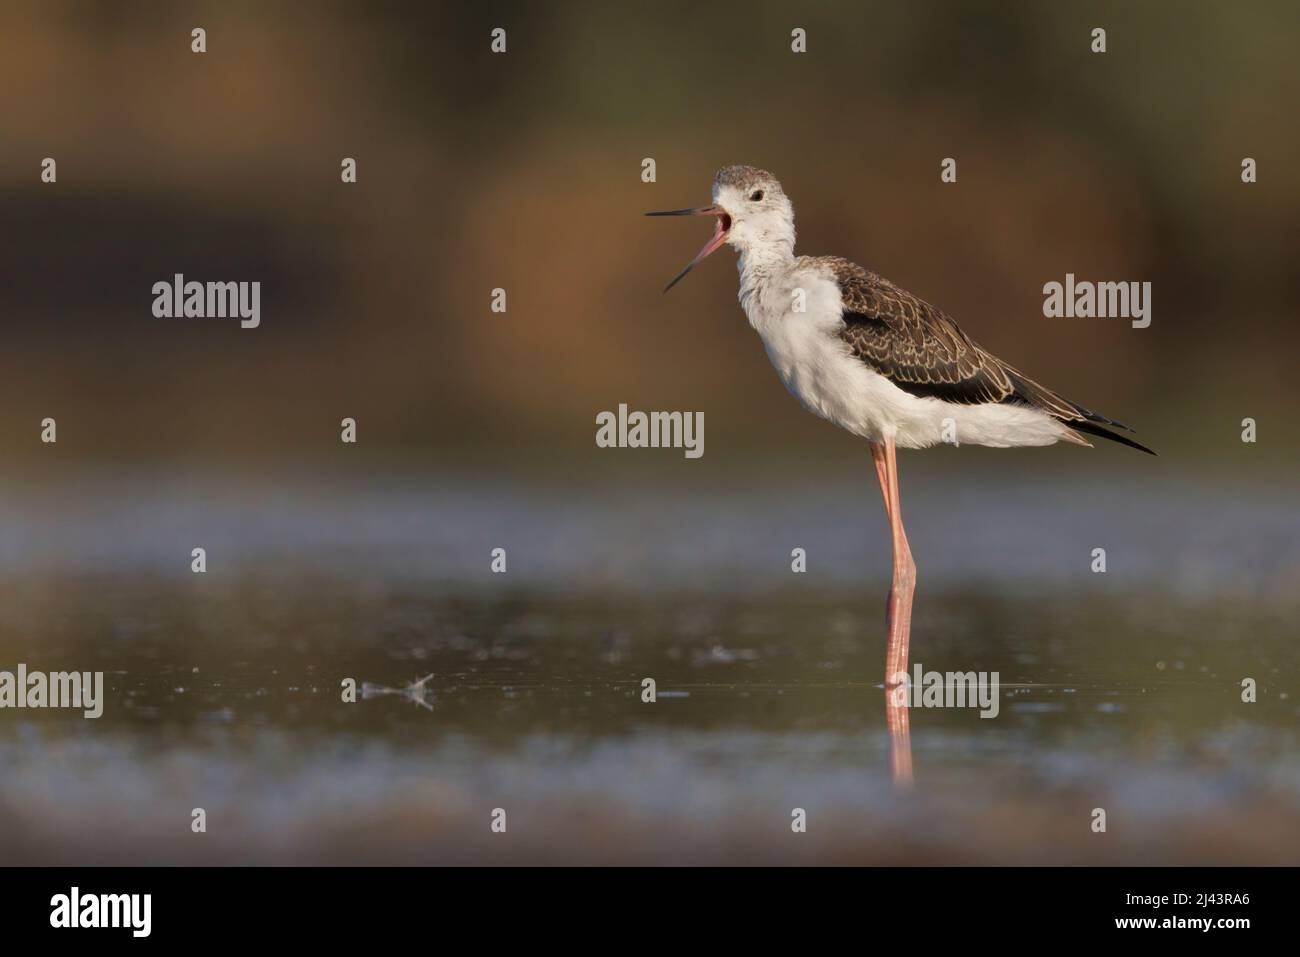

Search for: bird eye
xmin=750 ymin=190 xmax=764 ymax=201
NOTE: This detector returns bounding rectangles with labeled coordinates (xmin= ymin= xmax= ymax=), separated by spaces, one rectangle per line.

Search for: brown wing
xmin=825 ymin=257 xmax=1116 ymax=425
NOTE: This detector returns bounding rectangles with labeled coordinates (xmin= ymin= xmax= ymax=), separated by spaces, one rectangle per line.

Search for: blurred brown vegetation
xmin=2 ymin=0 xmax=1297 ymax=474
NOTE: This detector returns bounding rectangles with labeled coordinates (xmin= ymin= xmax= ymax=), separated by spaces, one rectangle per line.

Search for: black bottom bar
xmin=0 ymin=866 xmax=1281 ymax=943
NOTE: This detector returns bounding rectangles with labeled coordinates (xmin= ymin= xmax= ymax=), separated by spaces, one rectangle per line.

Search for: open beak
xmin=644 ymin=205 xmax=731 ymax=292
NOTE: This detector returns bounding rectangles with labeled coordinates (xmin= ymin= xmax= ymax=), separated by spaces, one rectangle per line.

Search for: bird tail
xmin=1000 ymin=364 xmax=1156 ymax=455
xmin=1066 ymin=420 xmax=1157 ymax=455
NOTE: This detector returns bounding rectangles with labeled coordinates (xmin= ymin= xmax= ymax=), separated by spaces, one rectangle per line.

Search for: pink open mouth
xmin=644 ymin=205 xmax=732 ymax=291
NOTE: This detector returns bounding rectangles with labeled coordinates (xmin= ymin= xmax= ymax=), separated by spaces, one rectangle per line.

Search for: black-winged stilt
xmin=648 ymin=166 xmax=1152 ymax=779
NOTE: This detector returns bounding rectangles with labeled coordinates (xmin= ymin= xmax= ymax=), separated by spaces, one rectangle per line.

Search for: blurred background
xmin=1 ymin=1 xmax=1298 ymax=865
xmin=3 ymin=0 xmax=1299 ymax=470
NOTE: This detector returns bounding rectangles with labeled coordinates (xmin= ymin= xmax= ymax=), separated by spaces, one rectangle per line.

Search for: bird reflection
xmin=886 ymin=689 xmax=914 ymax=786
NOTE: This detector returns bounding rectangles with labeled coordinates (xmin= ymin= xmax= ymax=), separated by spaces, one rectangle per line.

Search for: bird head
xmin=646 ymin=166 xmax=795 ymax=291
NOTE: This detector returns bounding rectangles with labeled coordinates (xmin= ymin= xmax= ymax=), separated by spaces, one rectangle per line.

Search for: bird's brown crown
xmin=714 ymin=165 xmax=784 ymax=195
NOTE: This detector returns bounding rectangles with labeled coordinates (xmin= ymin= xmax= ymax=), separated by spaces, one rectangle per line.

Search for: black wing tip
xmin=1071 ymin=420 xmax=1157 ymax=455
xmin=1002 ymin=370 xmax=1138 ymax=434
xmin=1056 ymin=396 xmax=1136 ymax=433
xmin=1081 ymin=408 xmax=1136 ymax=433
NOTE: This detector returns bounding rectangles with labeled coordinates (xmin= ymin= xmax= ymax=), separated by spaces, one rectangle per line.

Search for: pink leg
xmin=871 ymin=439 xmax=916 ymax=685
xmin=871 ymin=439 xmax=915 ymax=785
xmin=870 ymin=442 xmax=890 ymax=512
xmin=882 ymin=437 xmax=915 ymax=685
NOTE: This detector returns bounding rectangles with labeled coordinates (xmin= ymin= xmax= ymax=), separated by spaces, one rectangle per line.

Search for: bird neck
xmin=736 ymin=242 xmax=795 ymax=326
xmin=736 ymin=240 xmax=794 ymax=284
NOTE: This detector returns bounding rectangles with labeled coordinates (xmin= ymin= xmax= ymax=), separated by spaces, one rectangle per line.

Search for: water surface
xmin=1 ymin=471 xmax=1297 ymax=864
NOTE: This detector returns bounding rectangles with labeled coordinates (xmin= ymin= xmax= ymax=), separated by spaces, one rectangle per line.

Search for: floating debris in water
xmin=361 ymin=674 xmax=436 ymax=711
xmin=693 ymin=644 xmax=758 ymax=666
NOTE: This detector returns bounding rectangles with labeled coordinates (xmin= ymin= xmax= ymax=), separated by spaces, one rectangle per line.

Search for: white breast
xmin=740 ymin=261 xmax=1071 ymax=450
